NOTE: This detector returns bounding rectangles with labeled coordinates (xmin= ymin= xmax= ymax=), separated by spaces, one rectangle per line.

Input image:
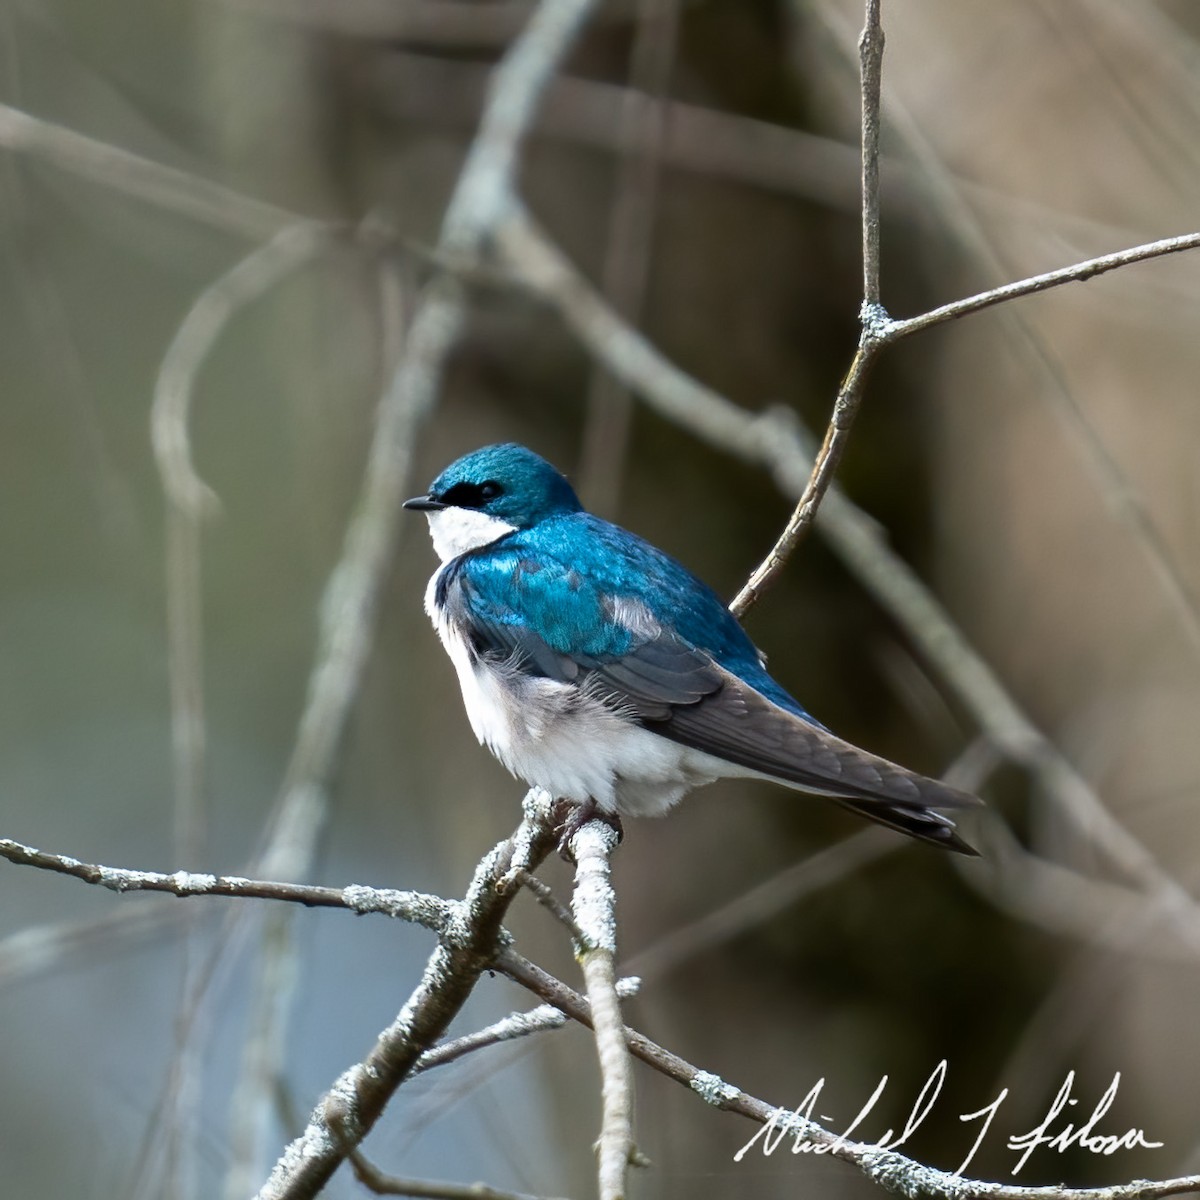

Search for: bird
xmin=404 ymin=443 xmax=979 ymax=854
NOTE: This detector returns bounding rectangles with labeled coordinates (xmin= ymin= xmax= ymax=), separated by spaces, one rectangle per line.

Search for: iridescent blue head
xmin=404 ymin=443 xmax=583 ymax=561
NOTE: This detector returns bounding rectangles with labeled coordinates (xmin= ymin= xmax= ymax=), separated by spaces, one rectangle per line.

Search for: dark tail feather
xmin=834 ymin=796 xmax=979 ymax=856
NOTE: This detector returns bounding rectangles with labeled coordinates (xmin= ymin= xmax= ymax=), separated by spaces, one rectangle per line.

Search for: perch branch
xmin=253 ymin=794 xmax=558 ymax=1200
xmin=0 ymin=838 xmax=451 ymax=928
xmin=570 ymin=820 xmax=634 ymax=1200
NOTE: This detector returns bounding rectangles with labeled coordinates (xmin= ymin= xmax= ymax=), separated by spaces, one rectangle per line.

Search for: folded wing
xmin=446 ymin=548 xmax=979 ymax=853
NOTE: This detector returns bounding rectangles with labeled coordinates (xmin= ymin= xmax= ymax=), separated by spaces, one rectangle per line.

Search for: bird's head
xmin=404 ymin=443 xmax=583 ymax=562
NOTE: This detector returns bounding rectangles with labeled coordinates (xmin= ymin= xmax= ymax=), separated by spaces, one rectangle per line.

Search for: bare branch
xmin=502 ymin=867 xmax=582 ymax=938
xmin=807 ymin=1 xmax=1200 ymax=659
xmin=223 ymin=0 xmax=603 ymax=1134
xmin=499 ymin=950 xmax=1200 ymax=1200
xmin=578 ymin=0 xmax=680 ymax=515
xmin=246 ymin=0 xmax=605 ymax=883
xmin=809 ymin=469 xmax=1200 ymax=958
xmin=150 ymin=223 xmax=335 ymax=935
xmin=0 ymin=838 xmax=450 ymax=928
xmin=0 ymin=100 xmax=303 ymax=240
xmin=570 ymin=820 xmax=634 ymax=1200
xmin=254 ymin=794 xmax=559 ymax=1200
xmin=416 ymin=1005 xmax=569 ymax=1073
xmin=270 ymin=1035 xmax=574 ymax=1200
xmin=152 ymin=223 xmax=331 ymax=517
xmin=414 ymin=976 xmax=642 ymax=1076
xmin=727 ymin=336 xmax=879 ymax=617
xmin=725 ymin=0 xmax=891 ymax=617
xmin=859 ymin=0 xmax=884 ymax=308
xmin=497 ymin=203 xmax=767 ymax=453
xmin=441 ymin=0 xmax=601 ymax=252
xmin=219 ymin=232 xmax=423 ymax=1199
xmin=348 ymin=1150 xmax=568 ymax=1200
xmin=886 ymin=231 xmax=1200 ymax=339
xmin=146 ymin=222 xmax=353 ymax=1198
xmin=724 ymin=26 xmax=1198 ymax=620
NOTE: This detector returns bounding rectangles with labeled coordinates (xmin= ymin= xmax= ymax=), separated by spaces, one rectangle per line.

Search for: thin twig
xmin=578 ymin=0 xmax=680 ymax=515
xmin=416 ymin=1006 xmax=568 ymax=1073
xmin=569 ymin=820 xmax=633 ymax=1200
xmin=414 ymin=976 xmax=642 ymax=1075
xmin=727 ymin=337 xmax=879 ymax=617
xmin=726 ymin=0 xmax=886 ymax=616
xmin=504 ymin=868 xmax=582 ymax=938
xmin=859 ymin=0 xmax=884 ymax=308
xmin=349 ymin=1150 xmax=568 ymax=1200
xmin=886 ymin=231 xmax=1200 ymax=339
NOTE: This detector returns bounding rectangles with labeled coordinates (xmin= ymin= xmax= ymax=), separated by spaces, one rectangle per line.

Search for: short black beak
xmin=403 ymin=495 xmax=445 ymax=512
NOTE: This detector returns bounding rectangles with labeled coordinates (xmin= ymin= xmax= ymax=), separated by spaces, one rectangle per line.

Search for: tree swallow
xmin=405 ymin=443 xmax=979 ymax=853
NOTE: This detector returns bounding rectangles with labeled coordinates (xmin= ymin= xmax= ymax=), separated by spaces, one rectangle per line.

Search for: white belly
xmin=425 ymin=570 xmax=746 ymax=817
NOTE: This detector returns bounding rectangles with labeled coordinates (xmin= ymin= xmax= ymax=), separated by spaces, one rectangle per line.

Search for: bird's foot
xmin=552 ymin=798 xmax=624 ymax=862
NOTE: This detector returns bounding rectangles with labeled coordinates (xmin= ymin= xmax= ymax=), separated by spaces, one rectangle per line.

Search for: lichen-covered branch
xmin=253 ymin=793 xmax=558 ymax=1200
xmin=570 ymin=820 xmax=634 ymax=1200
xmin=0 ymin=837 xmax=450 ymax=929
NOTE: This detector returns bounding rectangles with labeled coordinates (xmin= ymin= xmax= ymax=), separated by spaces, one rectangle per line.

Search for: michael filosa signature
xmin=734 ymin=1062 xmax=1163 ymax=1176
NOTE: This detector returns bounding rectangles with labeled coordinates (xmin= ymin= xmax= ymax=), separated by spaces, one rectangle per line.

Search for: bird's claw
xmin=553 ymin=798 xmax=624 ymax=862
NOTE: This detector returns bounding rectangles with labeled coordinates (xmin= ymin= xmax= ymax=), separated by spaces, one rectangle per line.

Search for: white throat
xmin=425 ymin=507 xmax=517 ymax=563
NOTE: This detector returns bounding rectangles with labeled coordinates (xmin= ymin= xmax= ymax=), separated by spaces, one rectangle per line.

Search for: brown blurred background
xmin=1 ymin=1 xmax=1199 ymax=1197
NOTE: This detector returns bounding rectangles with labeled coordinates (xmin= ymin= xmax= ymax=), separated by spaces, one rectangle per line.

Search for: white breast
xmin=423 ymin=566 xmax=752 ymax=817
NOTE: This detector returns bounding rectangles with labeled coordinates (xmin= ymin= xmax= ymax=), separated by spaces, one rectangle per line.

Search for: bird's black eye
xmin=440 ymin=480 xmax=504 ymax=509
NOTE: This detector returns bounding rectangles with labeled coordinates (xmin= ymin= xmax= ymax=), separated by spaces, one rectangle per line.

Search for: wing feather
xmin=441 ymin=547 xmax=978 ymax=853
